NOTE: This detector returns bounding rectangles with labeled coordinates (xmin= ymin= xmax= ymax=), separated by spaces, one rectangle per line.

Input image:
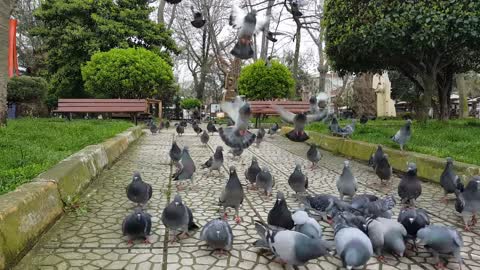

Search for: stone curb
xmin=281 ymin=127 xmax=480 ymax=183
xmin=0 ymin=126 xmax=143 ymax=269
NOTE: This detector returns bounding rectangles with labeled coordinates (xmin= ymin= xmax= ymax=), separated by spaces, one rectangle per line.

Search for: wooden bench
xmin=249 ymin=100 xmax=310 ymax=127
xmin=53 ymin=99 xmax=162 ymax=124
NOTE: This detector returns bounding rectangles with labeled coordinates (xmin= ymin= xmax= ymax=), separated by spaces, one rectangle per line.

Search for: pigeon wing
xmin=230 ymin=5 xmax=246 ymax=29
xmin=274 ymin=105 xmax=295 ymax=124
xmin=306 ymin=110 xmax=327 ymax=123
xmin=255 ymin=14 xmax=268 ymax=33
xmin=221 ymin=97 xmax=244 ymax=124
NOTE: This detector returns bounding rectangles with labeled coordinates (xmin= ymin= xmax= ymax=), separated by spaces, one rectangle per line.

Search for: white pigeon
xmin=230 ymin=5 xmax=268 ymax=59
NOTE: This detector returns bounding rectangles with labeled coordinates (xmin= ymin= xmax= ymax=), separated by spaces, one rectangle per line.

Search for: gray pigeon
xmin=336 ymin=160 xmax=357 ymax=200
xmin=200 ymin=130 xmax=210 ymax=145
xmin=392 ymin=119 xmax=412 ymax=151
xmin=288 ymin=162 xmax=308 ymax=197
xmin=173 ymin=146 xmax=196 ymax=190
xmin=268 ymin=191 xmax=294 ymax=230
xmin=416 ymin=225 xmax=463 ymax=270
xmin=306 ymin=145 xmax=321 ymax=168
xmin=230 ymin=6 xmax=268 ymax=59
xmin=454 ymin=177 xmax=480 ymax=231
xmin=309 ymin=96 xmax=320 ymax=114
xmin=192 ymin=123 xmax=202 ymax=136
xmin=368 ymin=145 xmax=384 ymax=169
xmin=375 ymin=154 xmax=392 ymax=185
xmin=229 ymin=147 xmax=243 ymax=159
xmin=397 ymin=207 xmax=430 ymax=251
xmin=244 ymin=157 xmax=261 ymax=189
xmin=176 ymin=124 xmax=184 ymax=136
xmin=169 ymin=141 xmax=182 ymax=167
xmin=219 ymin=166 xmax=244 ymax=224
xmin=255 ymin=128 xmax=266 ymax=147
xmin=329 ymin=116 xmax=340 ymax=134
xmin=150 ymin=122 xmax=158 ymax=134
xmin=161 ymin=194 xmax=199 ymax=242
xmin=268 ymin=122 xmax=279 ymax=136
xmin=200 ymin=218 xmax=233 ymax=255
xmin=351 ymin=194 xmax=379 ymax=211
xmin=304 ymin=194 xmax=343 ymax=223
xmin=336 ymin=119 xmax=356 ymax=138
xmin=440 ymin=157 xmax=463 ymax=202
xmin=126 ymin=172 xmax=152 ymax=206
xmin=254 ymin=221 xmax=334 ymax=268
xmin=275 ymin=105 xmax=327 ymax=142
xmin=356 ymin=194 xmax=396 ymax=219
xmin=366 ymin=217 xmax=407 ymax=261
xmin=292 ymin=210 xmax=322 ymax=239
xmin=122 ymin=208 xmax=152 ymax=245
xmin=201 ymin=146 xmax=224 ymax=175
xmin=207 ymin=121 xmax=218 ymax=134
xmin=256 ymin=166 xmax=274 ymax=196
xmin=219 ymin=96 xmax=256 ymax=149
xmin=398 ymin=162 xmax=422 ymax=207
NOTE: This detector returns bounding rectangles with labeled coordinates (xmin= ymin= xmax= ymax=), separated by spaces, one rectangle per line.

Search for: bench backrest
xmin=249 ymin=100 xmax=310 ymax=115
xmin=54 ymin=99 xmax=148 ymax=113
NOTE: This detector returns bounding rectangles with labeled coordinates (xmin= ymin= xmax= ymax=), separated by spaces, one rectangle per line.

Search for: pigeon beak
xmin=408 ymin=218 xmax=414 ymax=223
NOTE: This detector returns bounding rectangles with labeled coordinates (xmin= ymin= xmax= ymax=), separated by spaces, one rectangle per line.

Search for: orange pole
xmin=8 ymin=19 xmax=18 ymax=78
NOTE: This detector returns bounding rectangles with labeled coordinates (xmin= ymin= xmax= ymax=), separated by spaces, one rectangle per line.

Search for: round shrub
xmin=7 ymin=76 xmax=48 ymax=102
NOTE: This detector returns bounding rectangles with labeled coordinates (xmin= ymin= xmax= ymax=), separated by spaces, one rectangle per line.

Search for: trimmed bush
xmin=7 ymin=76 xmax=48 ymax=102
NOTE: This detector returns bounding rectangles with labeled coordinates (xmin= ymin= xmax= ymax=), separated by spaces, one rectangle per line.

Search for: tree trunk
xmin=417 ymin=75 xmax=435 ymax=122
xmin=437 ymin=70 xmax=453 ymax=121
xmin=456 ymin=73 xmax=468 ymax=118
xmin=317 ymin=16 xmax=326 ymax=93
xmin=352 ymin=73 xmax=376 ymax=116
xmin=0 ymin=0 xmax=13 ymax=126
xmin=260 ymin=0 xmax=275 ymax=61
xmin=157 ymin=0 xmax=165 ymax=24
xmin=293 ymin=24 xmax=301 ymax=95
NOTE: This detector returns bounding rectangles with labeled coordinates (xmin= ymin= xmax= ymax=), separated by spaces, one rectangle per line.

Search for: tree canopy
xmin=180 ymin=98 xmax=202 ymax=110
xmin=81 ymin=48 xmax=174 ymax=99
xmin=238 ymin=60 xmax=295 ymax=100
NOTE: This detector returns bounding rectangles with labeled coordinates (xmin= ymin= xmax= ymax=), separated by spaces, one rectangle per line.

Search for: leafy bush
xmin=7 ymin=76 xmax=48 ymax=102
xmin=180 ymin=98 xmax=202 ymax=110
xmin=238 ymin=60 xmax=295 ymax=100
xmin=81 ymin=48 xmax=174 ymax=98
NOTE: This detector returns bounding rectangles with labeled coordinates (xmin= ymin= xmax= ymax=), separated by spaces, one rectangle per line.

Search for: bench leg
xmin=134 ymin=114 xmax=138 ymax=126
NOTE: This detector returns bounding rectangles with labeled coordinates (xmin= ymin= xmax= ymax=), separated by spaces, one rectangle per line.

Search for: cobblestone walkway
xmin=16 ymin=127 xmax=480 ymax=270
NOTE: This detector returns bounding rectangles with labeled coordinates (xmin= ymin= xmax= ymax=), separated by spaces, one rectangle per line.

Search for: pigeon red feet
xmin=472 ymin=215 xmax=477 ymax=225
xmin=143 ymin=238 xmax=151 ymax=244
xmin=223 ymin=212 xmax=228 ymax=220
xmin=127 ymin=240 xmax=134 ymax=246
xmin=441 ymin=196 xmax=448 ymax=204
xmin=464 ymin=225 xmax=471 ymax=232
xmin=377 ymin=255 xmax=387 ymax=263
xmin=435 ymin=262 xmax=445 ymax=269
xmin=235 ymin=216 xmax=241 ymax=224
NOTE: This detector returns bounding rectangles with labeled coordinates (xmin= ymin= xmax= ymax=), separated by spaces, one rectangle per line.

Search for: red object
xmin=8 ymin=18 xmax=19 ymax=78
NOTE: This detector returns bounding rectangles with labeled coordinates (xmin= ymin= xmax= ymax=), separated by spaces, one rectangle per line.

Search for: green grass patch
xmin=0 ymin=118 xmax=133 ymax=195
xmin=306 ymin=119 xmax=480 ymax=166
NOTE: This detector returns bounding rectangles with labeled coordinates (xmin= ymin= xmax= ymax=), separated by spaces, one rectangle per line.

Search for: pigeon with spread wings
xmin=229 ymin=6 xmax=268 ymax=60
xmin=219 ymin=96 xmax=256 ymax=149
xmin=274 ymin=105 xmax=327 ymax=142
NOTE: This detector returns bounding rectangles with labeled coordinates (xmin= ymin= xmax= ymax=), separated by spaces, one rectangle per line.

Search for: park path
xmin=15 ymin=126 xmax=480 ymax=270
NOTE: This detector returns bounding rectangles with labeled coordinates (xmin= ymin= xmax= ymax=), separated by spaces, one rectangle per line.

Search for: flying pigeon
xmin=366 ymin=217 xmax=407 ymax=261
xmin=176 ymin=124 xmax=184 ymax=136
xmin=207 ymin=121 xmax=218 ymax=134
xmin=288 ymin=162 xmax=308 ymax=197
xmin=360 ymin=115 xmax=368 ymax=124
xmin=256 ymin=166 xmax=274 ymax=196
xmin=454 ymin=177 xmax=480 ymax=231
xmin=191 ymin=6 xmax=206 ymax=28
xmin=255 ymin=128 xmax=266 ymax=147
xmin=368 ymin=145 xmax=384 ymax=169
xmin=309 ymin=96 xmax=320 ymax=114
xmin=219 ymin=96 xmax=256 ymax=149
xmin=169 ymin=141 xmax=182 ymax=167
xmin=219 ymin=166 xmax=244 ymax=224
xmin=336 ymin=160 xmax=358 ymax=200
xmin=398 ymin=162 xmax=422 ymax=207
xmin=267 ymin=122 xmax=279 ymax=136
xmin=165 ymin=120 xmax=170 ymax=129
xmin=200 ymin=130 xmax=209 ymax=145
xmin=440 ymin=157 xmax=463 ymax=203
xmin=126 ymin=172 xmax=152 ymax=206
xmin=161 ymin=194 xmax=199 ymax=242
xmin=229 ymin=6 xmax=268 ymax=59
xmin=201 ymin=146 xmax=224 ymax=175
xmin=375 ymin=154 xmax=392 ymax=185
xmin=173 ymin=146 xmax=196 ymax=190
xmin=416 ymin=225 xmax=463 ymax=270
xmin=397 ymin=207 xmax=430 ymax=251
xmin=392 ymin=119 xmax=412 ymax=151
xmin=268 ymin=191 xmax=294 ymax=230
xmin=122 ymin=208 xmax=152 ymax=245
xmin=266 ymin=31 xmax=277 ymax=42
xmin=306 ymin=145 xmax=321 ymax=169
xmin=292 ymin=210 xmax=323 ymax=239
xmin=244 ymin=156 xmax=261 ymax=190
xmin=200 ymin=218 xmax=233 ymax=255
xmin=275 ymin=105 xmax=327 ymax=142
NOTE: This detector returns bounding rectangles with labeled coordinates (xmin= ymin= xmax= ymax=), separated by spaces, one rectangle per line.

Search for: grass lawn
xmin=0 ymin=118 xmax=133 ymax=195
xmin=306 ymin=119 xmax=480 ymax=166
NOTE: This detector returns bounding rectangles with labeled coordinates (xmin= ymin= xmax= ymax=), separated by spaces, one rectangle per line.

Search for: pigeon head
xmin=295 ymin=161 xmax=302 ymax=170
xmin=183 ymin=146 xmax=189 ymax=152
xmin=465 ymin=178 xmax=479 ymax=191
xmin=407 ymin=162 xmax=417 ymax=174
xmin=245 ymin=11 xmax=257 ymax=24
xmin=133 ymin=171 xmax=142 ymax=181
xmin=173 ymin=194 xmax=183 ymax=206
xmin=383 ymin=153 xmax=389 ymax=159
xmin=229 ymin=166 xmax=236 ymax=175
xmin=446 ymin=157 xmax=453 ymax=164
xmin=378 ymin=145 xmax=383 ymax=151
xmin=309 ymin=96 xmax=317 ymax=105
xmin=216 ymin=146 xmax=224 ymax=152
xmin=343 ymin=160 xmax=350 ymax=167
xmin=251 ymin=156 xmax=257 ymax=163
xmin=296 ymin=113 xmax=307 ymax=123
xmin=239 ymin=102 xmax=251 ymax=117
xmin=262 ymin=166 xmax=270 ymax=173
xmin=276 ymin=191 xmax=285 ymax=202
xmin=292 ymin=210 xmax=309 ymax=225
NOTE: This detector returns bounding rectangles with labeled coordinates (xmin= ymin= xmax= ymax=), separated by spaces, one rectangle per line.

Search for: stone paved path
xmin=15 ymin=127 xmax=480 ymax=270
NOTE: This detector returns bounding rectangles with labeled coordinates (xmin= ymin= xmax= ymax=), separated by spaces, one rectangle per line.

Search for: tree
xmin=324 ymin=0 xmax=480 ymax=120
xmin=180 ymin=98 xmax=202 ymax=110
xmin=238 ymin=59 xmax=295 ymax=100
xmin=7 ymin=75 xmax=47 ymax=102
xmin=390 ymin=70 xmax=420 ymax=113
xmin=1 ymin=0 xmax=16 ymax=125
xmin=33 ymin=0 xmax=178 ymax=99
xmin=81 ymin=48 xmax=174 ymax=99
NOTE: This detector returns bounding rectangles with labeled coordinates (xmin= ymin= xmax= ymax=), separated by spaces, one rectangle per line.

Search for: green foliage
xmin=81 ymin=48 xmax=174 ymax=98
xmin=33 ymin=0 xmax=179 ymax=98
xmin=7 ymin=76 xmax=48 ymax=102
xmin=180 ymin=98 xmax=202 ymax=110
xmin=238 ymin=60 xmax=295 ymax=100
xmin=0 ymin=118 xmax=132 ymax=195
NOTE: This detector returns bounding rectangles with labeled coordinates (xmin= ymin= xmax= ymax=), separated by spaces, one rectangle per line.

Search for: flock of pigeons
xmin=125 ymin=95 xmax=480 ymax=270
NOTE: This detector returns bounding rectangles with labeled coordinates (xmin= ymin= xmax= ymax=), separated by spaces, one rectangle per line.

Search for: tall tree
xmin=304 ymin=0 xmax=326 ymax=94
xmin=0 ymin=0 xmax=16 ymax=125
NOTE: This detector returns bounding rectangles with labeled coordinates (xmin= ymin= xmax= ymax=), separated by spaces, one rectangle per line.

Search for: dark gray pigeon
xmin=356 ymin=194 xmax=396 ymax=219
xmin=268 ymin=122 xmax=279 ymax=136
xmin=309 ymin=96 xmax=320 ymax=114
xmin=165 ymin=0 xmax=182 ymax=4
xmin=207 ymin=121 xmax=218 ymax=134
xmin=255 ymin=128 xmax=266 ymax=147
xmin=351 ymin=194 xmax=379 ymax=211
xmin=173 ymin=146 xmax=196 ymax=190
xmin=360 ymin=115 xmax=368 ymax=124
xmin=192 ymin=123 xmax=202 ymax=136
xmin=454 ymin=177 xmax=480 ymax=231
xmin=336 ymin=160 xmax=357 ymax=200
xmin=268 ymin=191 xmax=294 ymax=230
xmin=275 ymin=105 xmax=327 ymax=142
xmin=256 ymin=166 xmax=274 ymax=196
xmin=229 ymin=147 xmax=243 ymax=159
xmin=200 ymin=130 xmax=209 ymax=145
xmin=416 ymin=225 xmax=463 ymax=270
xmin=392 ymin=119 xmax=412 ymax=151
xmin=368 ymin=145 xmax=384 ymax=169
xmin=219 ymin=96 xmax=256 ymax=149
xmin=329 ymin=116 xmax=340 ymax=134
xmin=398 ymin=162 xmax=422 ymax=207
xmin=200 ymin=218 xmax=233 ymax=255
xmin=244 ymin=156 xmax=261 ymax=189
xmin=292 ymin=210 xmax=323 ymax=239
xmin=126 ymin=172 xmax=152 ymax=206
xmin=201 ymin=146 xmax=224 ymax=175
xmin=219 ymin=166 xmax=244 ymax=224
xmin=161 ymin=194 xmax=199 ymax=242
xmin=375 ymin=154 xmax=392 ymax=185
xmin=306 ymin=145 xmax=321 ymax=168
xmin=169 ymin=141 xmax=182 ymax=167
xmin=165 ymin=120 xmax=170 ymax=129
xmin=397 ymin=207 xmax=430 ymax=251
xmin=304 ymin=194 xmax=342 ymax=223
xmin=366 ymin=217 xmax=407 ymax=261
xmin=176 ymin=124 xmax=184 ymax=136
xmin=122 ymin=208 xmax=152 ymax=245
xmin=190 ymin=7 xmax=206 ymax=28
xmin=288 ymin=162 xmax=308 ymax=197
xmin=230 ymin=6 xmax=268 ymax=59
xmin=336 ymin=119 xmax=356 ymax=138
xmin=150 ymin=122 xmax=158 ymax=134
xmin=440 ymin=157 xmax=463 ymax=202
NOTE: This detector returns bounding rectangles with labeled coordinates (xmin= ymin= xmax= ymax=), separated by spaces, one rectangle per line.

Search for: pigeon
xmin=126 ymin=172 xmax=152 ymax=206
xmin=290 ymin=0 xmax=303 ymax=17
xmin=306 ymin=145 xmax=321 ymax=168
xmin=229 ymin=6 xmax=268 ymax=59
xmin=309 ymin=96 xmax=320 ymax=114
xmin=244 ymin=156 xmax=261 ymax=189
xmin=219 ymin=96 xmax=256 ymax=149
xmin=256 ymin=166 xmax=274 ymax=196
xmin=150 ymin=122 xmax=158 ymax=134
xmin=360 ymin=115 xmax=368 ymax=124
xmin=180 ymin=120 xmax=188 ymax=127
xmin=255 ymin=128 xmax=266 ymax=147
xmin=200 ymin=218 xmax=233 ymax=255
xmin=336 ymin=119 xmax=356 ymax=138
xmin=122 ymin=208 xmax=152 ymax=245
xmin=366 ymin=217 xmax=407 ymax=261
xmin=173 ymin=146 xmax=196 ymax=190
xmin=397 ymin=207 xmax=430 ymax=251
xmin=176 ymin=124 xmax=184 ymax=136
xmin=288 ymin=162 xmax=308 ymax=197
xmin=190 ymin=6 xmax=206 ymax=28
xmin=303 ymin=194 xmax=347 ymax=222
xmin=355 ymin=194 xmax=396 ymax=219
xmin=254 ymin=221 xmax=334 ymax=268
xmin=226 ymin=117 xmax=235 ymax=126
xmin=416 ymin=225 xmax=463 ymax=270
xmin=275 ymin=105 xmax=327 ymax=142
xmin=329 ymin=116 xmax=340 ymax=134
xmin=219 ymin=166 xmax=244 ymax=224
xmin=350 ymin=194 xmax=379 ymax=211
xmin=337 ymin=211 xmax=369 ymax=233
xmin=200 ymin=130 xmax=209 ymax=145
xmin=229 ymin=147 xmax=243 ymax=159
xmin=207 ymin=121 xmax=218 ymax=134
xmin=375 ymin=154 xmax=392 ymax=185
xmin=165 ymin=0 xmax=181 ymax=4
xmin=266 ymin=31 xmax=277 ymax=42
xmin=267 ymin=122 xmax=279 ymax=136
xmin=398 ymin=162 xmax=422 ymax=207
xmin=392 ymin=119 xmax=412 ymax=151
xmin=165 ymin=120 xmax=170 ymax=129
xmin=336 ymin=160 xmax=358 ymax=200
xmin=368 ymin=145 xmax=384 ymax=169
xmin=292 ymin=210 xmax=323 ymax=239
xmin=440 ymin=157 xmax=463 ymax=202
xmin=454 ymin=177 xmax=480 ymax=231
xmin=201 ymin=146 xmax=224 ymax=174
xmin=161 ymin=194 xmax=199 ymax=242
xmin=192 ymin=123 xmax=202 ymax=136
xmin=169 ymin=141 xmax=182 ymax=167
xmin=268 ymin=191 xmax=294 ymax=230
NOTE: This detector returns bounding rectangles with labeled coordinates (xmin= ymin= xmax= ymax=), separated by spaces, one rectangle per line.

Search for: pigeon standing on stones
xmin=122 ymin=208 xmax=152 ymax=245
xmin=126 ymin=172 xmax=152 ymax=207
xmin=366 ymin=217 xmax=407 ymax=261
xmin=392 ymin=119 xmax=412 ymax=151
xmin=200 ymin=130 xmax=209 ymax=146
xmin=176 ymin=124 xmax=184 ymax=136
xmin=207 ymin=121 xmax=218 ymax=134
xmin=356 ymin=194 xmax=396 ymax=219
xmin=173 ymin=146 xmax=196 ymax=190
xmin=336 ymin=160 xmax=358 ymax=200
xmin=292 ymin=210 xmax=323 ymax=239
xmin=169 ymin=141 xmax=182 ymax=167
xmin=268 ymin=191 xmax=294 ymax=230
xmin=397 ymin=207 xmax=430 ymax=251
xmin=150 ymin=122 xmax=158 ymax=134
xmin=219 ymin=96 xmax=256 ymax=149
xmin=368 ymin=145 xmax=385 ymax=169
xmin=398 ymin=162 xmax=422 ymax=207
xmin=190 ymin=6 xmax=206 ymax=28
xmin=200 ymin=218 xmax=233 ymax=255
xmin=307 ymin=145 xmax=321 ymax=169
xmin=288 ymin=162 xmax=308 ymax=197
xmin=219 ymin=166 xmax=244 ymax=224
xmin=416 ymin=225 xmax=463 ymax=270
xmin=229 ymin=6 xmax=268 ymax=60
xmin=192 ymin=122 xmax=202 ymax=136
xmin=255 ymin=127 xmax=266 ymax=147
xmin=245 ymin=157 xmax=261 ymax=190
xmin=256 ymin=166 xmax=274 ymax=196
xmin=201 ymin=146 xmax=224 ymax=175
xmin=375 ymin=154 xmax=392 ymax=185
xmin=161 ymin=194 xmax=199 ymax=242
xmin=275 ymin=105 xmax=327 ymax=142
xmin=455 ymin=177 xmax=480 ymax=231
xmin=440 ymin=157 xmax=463 ymax=203
xmin=267 ymin=122 xmax=279 ymax=136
